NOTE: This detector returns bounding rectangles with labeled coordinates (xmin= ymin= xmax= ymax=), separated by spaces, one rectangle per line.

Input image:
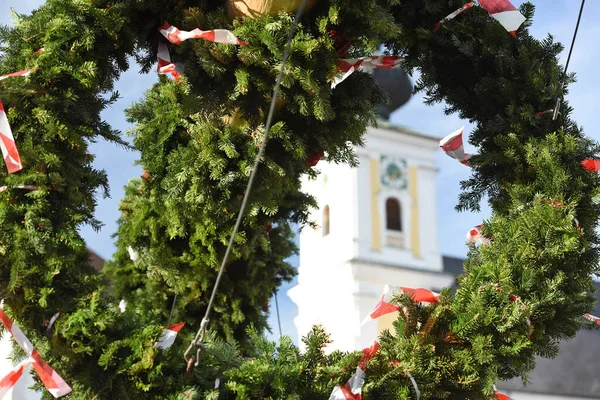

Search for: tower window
xmin=323 ymin=205 xmax=330 ymax=236
xmin=385 ymin=198 xmax=402 ymax=231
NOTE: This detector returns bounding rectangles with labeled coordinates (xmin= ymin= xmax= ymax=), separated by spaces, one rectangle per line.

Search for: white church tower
xmin=288 ymin=121 xmax=456 ymax=352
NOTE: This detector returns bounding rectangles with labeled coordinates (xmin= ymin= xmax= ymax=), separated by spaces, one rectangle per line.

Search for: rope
xmin=274 ymin=290 xmax=283 ymax=338
xmin=553 ymin=0 xmax=586 ymax=121
xmin=184 ymin=0 xmax=309 ymax=366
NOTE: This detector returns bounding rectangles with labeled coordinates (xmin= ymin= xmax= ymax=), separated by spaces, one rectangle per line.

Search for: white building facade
xmin=289 ymin=122 xmax=456 ymax=352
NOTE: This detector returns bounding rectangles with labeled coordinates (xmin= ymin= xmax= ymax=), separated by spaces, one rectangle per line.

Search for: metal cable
xmin=553 ymin=0 xmax=586 ymax=120
xmin=167 ymin=292 xmax=178 ymax=327
xmin=407 ymin=372 xmax=421 ymax=400
xmin=274 ymin=290 xmax=283 ymax=338
xmin=562 ymin=0 xmax=585 ymax=82
xmin=184 ymin=0 xmax=308 ymax=365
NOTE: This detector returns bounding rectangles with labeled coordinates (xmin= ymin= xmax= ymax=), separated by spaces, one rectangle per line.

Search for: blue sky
xmin=2 ymin=1 xmax=598 ymax=343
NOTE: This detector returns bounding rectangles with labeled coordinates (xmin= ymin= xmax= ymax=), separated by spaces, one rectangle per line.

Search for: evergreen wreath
xmin=0 ymin=0 xmax=597 ymax=398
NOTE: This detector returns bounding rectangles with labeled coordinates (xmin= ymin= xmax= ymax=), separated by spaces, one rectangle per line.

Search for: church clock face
xmin=380 ymin=155 xmax=407 ymax=190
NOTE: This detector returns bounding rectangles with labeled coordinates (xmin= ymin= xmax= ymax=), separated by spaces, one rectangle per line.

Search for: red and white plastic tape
xmin=466 ymin=225 xmax=491 ymax=246
xmin=332 ymin=56 xmax=403 ymax=89
xmin=582 ymin=159 xmax=600 ymax=172
xmin=479 ymin=0 xmax=526 ymax=37
xmin=584 ymin=313 xmax=600 ymax=326
xmin=0 ymin=69 xmax=35 ymax=81
xmin=0 ymin=100 xmax=23 ymax=174
xmin=439 ymin=127 xmax=472 ymax=166
xmin=434 ymin=2 xmax=475 ymax=30
xmin=328 ymin=341 xmax=379 ymax=400
xmin=154 ymin=322 xmax=186 ymax=350
xmin=0 ymin=185 xmax=36 ymax=193
xmin=433 ymin=0 xmax=524 ymax=36
xmin=361 ymin=285 xmax=439 ymax=326
xmin=0 ymin=358 xmax=32 ymax=398
xmin=159 ymin=22 xmax=247 ymax=46
xmin=0 ymin=307 xmax=71 ymax=397
xmin=157 ymin=42 xmax=182 ymax=80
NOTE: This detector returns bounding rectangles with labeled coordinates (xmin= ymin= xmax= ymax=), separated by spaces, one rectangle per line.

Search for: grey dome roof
xmin=373 ymin=67 xmax=413 ymax=120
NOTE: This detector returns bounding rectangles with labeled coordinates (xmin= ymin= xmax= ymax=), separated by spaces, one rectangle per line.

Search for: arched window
xmin=385 ymin=198 xmax=402 ymax=231
xmin=322 ymin=205 xmax=330 ymax=236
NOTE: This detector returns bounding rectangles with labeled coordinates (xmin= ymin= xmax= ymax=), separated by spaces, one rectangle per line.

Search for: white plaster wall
xmin=298 ymin=160 xmax=356 ymax=274
xmin=288 ymin=261 xmax=358 ymax=352
xmin=0 ymin=333 xmax=40 ymax=399
xmin=293 ymin=157 xmax=359 ymax=352
xmin=354 ymin=149 xmax=372 ymax=260
xmin=418 ymin=166 xmax=441 ymax=264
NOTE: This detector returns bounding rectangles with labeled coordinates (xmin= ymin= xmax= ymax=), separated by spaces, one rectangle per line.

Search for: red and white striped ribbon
xmin=305 ymin=150 xmax=325 ymax=167
xmin=439 ymin=127 xmax=472 ymax=166
xmin=434 ymin=2 xmax=475 ymax=30
xmin=0 ymin=358 xmax=32 ymax=398
xmin=536 ymin=109 xmax=553 ymax=117
xmin=157 ymin=42 xmax=182 ymax=80
xmin=0 ymin=184 xmax=37 ymax=193
xmin=0 ymin=308 xmax=71 ymax=397
xmin=154 ymin=322 xmax=186 ymax=350
xmin=361 ymin=285 xmax=439 ymax=326
xmin=466 ymin=224 xmax=491 ymax=245
xmin=479 ymin=0 xmax=526 ymax=37
xmin=0 ymin=69 xmax=35 ymax=82
xmin=328 ymin=341 xmax=379 ymax=400
xmin=0 ymin=100 xmax=23 ymax=174
xmin=332 ymin=56 xmax=403 ymax=89
xmin=159 ymin=22 xmax=247 ymax=46
xmin=581 ymin=159 xmax=600 ymax=172
xmin=584 ymin=313 xmax=600 ymax=326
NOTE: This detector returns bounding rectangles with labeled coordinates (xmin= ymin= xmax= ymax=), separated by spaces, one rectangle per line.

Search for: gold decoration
xmin=226 ymin=0 xmax=319 ymax=19
xmin=222 ymin=109 xmax=247 ymax=129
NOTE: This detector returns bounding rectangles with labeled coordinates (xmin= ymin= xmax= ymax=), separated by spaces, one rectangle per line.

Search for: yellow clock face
xmin=381 ymin=156 xmax=407 ymax=189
